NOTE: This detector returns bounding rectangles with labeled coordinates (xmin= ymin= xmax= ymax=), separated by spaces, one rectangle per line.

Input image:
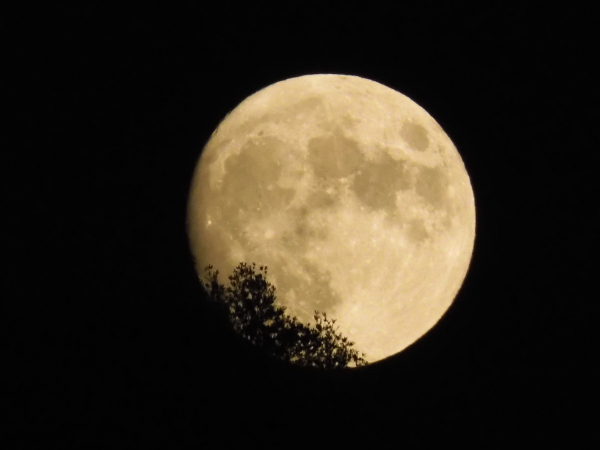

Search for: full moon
xmin=187 ymin=74 xmax=475 ymax=363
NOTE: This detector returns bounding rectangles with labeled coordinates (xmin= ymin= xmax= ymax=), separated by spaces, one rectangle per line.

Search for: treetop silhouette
xmin=203 ymin=262 xmax=368 ymax=369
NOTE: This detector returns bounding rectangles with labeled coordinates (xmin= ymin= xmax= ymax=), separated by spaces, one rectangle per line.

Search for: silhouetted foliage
xmin=203 ymin=262 xmax=368 ymax=369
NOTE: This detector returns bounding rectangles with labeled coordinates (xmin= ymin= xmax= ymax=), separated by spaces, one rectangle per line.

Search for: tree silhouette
xmin=203 ymin=262 xmax=368 ymax=369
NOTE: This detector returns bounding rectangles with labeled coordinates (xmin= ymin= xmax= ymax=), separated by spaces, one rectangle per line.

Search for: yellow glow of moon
xmin=187 ymin=74 xmax=475 ymax=363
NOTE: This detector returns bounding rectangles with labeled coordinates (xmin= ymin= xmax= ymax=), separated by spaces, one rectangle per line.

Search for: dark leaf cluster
xmin=203 ymin=262 xmax=368 ymax=369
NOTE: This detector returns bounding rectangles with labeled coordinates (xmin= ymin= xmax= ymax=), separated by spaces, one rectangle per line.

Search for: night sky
xmin=6 ymin=3 xmax=597 ymax=447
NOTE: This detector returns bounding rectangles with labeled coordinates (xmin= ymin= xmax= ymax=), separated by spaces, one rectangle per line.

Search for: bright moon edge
xmin=187 ymin=74 xmax=475 ymax=363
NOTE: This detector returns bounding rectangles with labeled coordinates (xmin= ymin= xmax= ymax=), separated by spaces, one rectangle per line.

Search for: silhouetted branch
xmin=203 ymin=262 xmax=368 ymax=369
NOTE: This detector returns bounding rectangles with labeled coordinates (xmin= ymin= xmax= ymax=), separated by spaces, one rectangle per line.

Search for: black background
xmin=5 ymin=2 xmax=597 ymax=447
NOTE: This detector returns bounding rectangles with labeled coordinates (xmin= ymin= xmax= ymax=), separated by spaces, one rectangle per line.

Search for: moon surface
xmin=187 ymin=74 xmax=475 ymax=363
